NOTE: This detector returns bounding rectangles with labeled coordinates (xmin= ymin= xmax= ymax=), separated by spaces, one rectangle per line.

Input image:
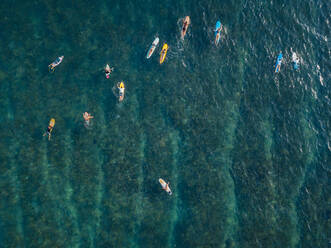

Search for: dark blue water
xmin=0 ymin=0 xmax=330 ymax=247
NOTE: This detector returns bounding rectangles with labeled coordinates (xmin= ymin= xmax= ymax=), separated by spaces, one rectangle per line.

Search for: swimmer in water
xmin=105 ymin=64 xmax=114 ymax=79
xmin=117 ymin=82 xmax=125 ymax=102
xmin=181 ymin=16 xmax=190 ymax=40
xmin=83 ymin=112 xmax=94 ymax=126
xmin=43 ymin=118 xmax=55 ymax=140
xmin=49 ymin=56 xmax=64 ymax=71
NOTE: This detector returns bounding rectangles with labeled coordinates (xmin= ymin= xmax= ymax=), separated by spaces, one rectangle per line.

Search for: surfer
xmin=163 ymin=182 xmax=171 ymax=193
xmin=48 ymin=56 xmax=64 ymax=72
xmin=117 ymin=82 xmax=125 ymax=102
xmin=292 ymin=52 xmax=299 ymax=70
xmin=214 ymin=21 xmax=222 ymax=45
xmin=43 ymin=118 xmax=55 ymax=140
xmin=159 ymin=178 xmax=172 ymax=195
xmin=275 ymin=53 xmax=283 ymax=73
xmin=83 ymin=112 xmax=94 ymax=126
xmin=105 ymin=64 xmax=114 ymax=79
xmin=181 ymin=16 xmax=190 ymax=40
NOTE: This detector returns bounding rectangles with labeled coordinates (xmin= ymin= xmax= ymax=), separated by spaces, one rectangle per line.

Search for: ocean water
xmin=0 ymin=0 xmax=330 ymax=247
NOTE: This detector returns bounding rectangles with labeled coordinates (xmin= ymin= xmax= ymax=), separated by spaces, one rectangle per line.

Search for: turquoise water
xmin=0 ymin=0 xmax=330 ymax=247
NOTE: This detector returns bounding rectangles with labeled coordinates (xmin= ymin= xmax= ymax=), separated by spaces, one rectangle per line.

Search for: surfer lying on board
xmin=214 ymin=21 xmax=222 ymax=45
xmin=181 ymin=16 xmax=190 ymax=40
xmin=48 ymin=56 xmax=64 ymax=72
xmin=105 ymin=64 xmax=114 ymax=79
xmin=83 ymin=112 xmax=93 ymax=126
xmin=117 ymin=82 xmax=125 ymax=102
xmin=159 ymin=178 xmax=172 ymax=195
xmin=163 ymin=182 xmax=170 ymax=192
xmin=43 ymin=118 xmax=55 ymax=140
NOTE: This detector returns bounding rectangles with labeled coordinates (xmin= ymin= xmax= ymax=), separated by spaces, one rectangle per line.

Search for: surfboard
xmin=49 ymin=56 xmax=64 ymax=71
xmin=160 ymin=44 xmax=168 ymax=64
xmin=105 ymin=64 xmax=111 ymax=78
xmin=118 ymin=82 xmax=125 ymax=102
xmin=159 ymin=178 xmax=172 ymax=195
xmin=146 ymin=37 xmax=159 ymax=59
xmin=292 ymin=52 xmax=299 ymax=70
xmin=49 ymin=118 xmax=55 ymax=127
xmin=181 ymin=16 xmax=190 ymax=40
xmin=215 ymin=21 xmax=221 ymax=45
xmin=275 ymin=53 xmax=283 ymax=73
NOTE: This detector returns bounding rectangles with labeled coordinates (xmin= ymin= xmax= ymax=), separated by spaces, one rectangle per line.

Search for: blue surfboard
xmin=275 ymin=53 xmax=283 ymax=73
xmin=215 ymin=21 xmax=221 ymax=45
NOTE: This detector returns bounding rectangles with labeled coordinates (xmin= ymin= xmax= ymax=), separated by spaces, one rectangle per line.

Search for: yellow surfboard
xmin=44 ymin=118 xmax=55 ymax=140
xmin=49 ymin=118 xmax=55 ymax=127
xmin=159 ymin=44 xmax=168 ymax=64
xmin=118 ymin=82 xmax=125 ymax=102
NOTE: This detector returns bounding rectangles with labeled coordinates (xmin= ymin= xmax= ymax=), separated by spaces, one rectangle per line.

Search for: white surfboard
xmin=292 ymin=52 xmax=300 ymax=70
xmin=146 ymin=37 xmax=159 ymax=59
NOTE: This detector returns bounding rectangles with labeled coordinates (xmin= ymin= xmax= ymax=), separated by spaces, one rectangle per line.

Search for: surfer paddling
xmin=275 ymin=53 xmax=283 ymax=73
xmin=43 ymin=118 xmax=55 ymax=140
xmin=117 ymin=82 xmax=125 ymax=102
xmin=48 ymin=56 xmax=64 ymax=72
xmin=181 ymin=16 xmax=190 ymax=40
xmin=105 ymin=64 xmax=114 ymax=79
xmin=83 ymin=112 xmax=93 ymax=126
xmin=159 ymin=178 xmax=172 ymax=195
xmin=214 ymin=20 xmax=222 ymax=45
